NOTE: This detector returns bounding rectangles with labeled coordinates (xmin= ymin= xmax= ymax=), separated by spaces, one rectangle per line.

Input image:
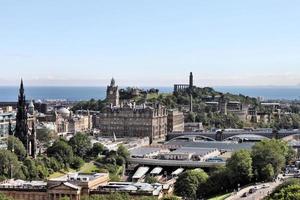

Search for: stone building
xmin=0 ymin=173 xmax=109 ymax=200
xmin=167 ymin=109 xmax=184 ymax=133
xmin=94 ymin=103 xmax=167 ymax=143
xmin=37 ymin=107 xmax=92 ymax=135
xmin=93 ymin=78 xmax=168 ymax=143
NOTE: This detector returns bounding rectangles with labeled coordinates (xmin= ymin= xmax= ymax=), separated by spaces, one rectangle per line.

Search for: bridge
xmin=167 ymin=129 xmax=300 ymax=141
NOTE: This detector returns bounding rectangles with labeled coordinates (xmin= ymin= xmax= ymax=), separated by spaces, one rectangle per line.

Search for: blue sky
xmin=0 ymin=0 xmax=300 ymax=86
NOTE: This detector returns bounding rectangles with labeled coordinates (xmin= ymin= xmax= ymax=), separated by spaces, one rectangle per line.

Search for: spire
xmin=15 ymin=79 xmax=28 ymax=148
xmin=110 ymin=77 xmax=115 ymax=86
xmin=20 ymin=78 xmax=24 ymax=95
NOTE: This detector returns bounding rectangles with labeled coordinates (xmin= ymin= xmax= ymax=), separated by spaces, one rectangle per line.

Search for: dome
xmin=57 ymin=107 xmax=70 ymax=116
xmin=28 ymin=100 xmax=34 ymax=108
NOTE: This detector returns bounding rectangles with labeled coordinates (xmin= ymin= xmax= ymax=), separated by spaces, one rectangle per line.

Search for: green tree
xmin=268 ymin=183 xmax=300 ymax=200
xmin=174 ymin=169 xmax=209 ymax=199
xmin=89 ymin=143 xmax=104 ymax=158
xmin=226 ymin=149 xmax=253 ymax=185
xmin=261 ymin=163 xmax=275 ymax=181
xmin=69 ymin=133 xmax=92 ymax=158
xmin=117 ymin=145 xmax=129 ymax=160
xmin=70 ymin=156 xmax=84 ymax=170
xmin=197 ymin=167 xmax=231 ymax=198
xmin=23 ymin=158 xmax=38 ymax=179
xmin=116 ymin=156 xmax=125 ymax=166
xmin=7 ymin=136 xmax=26 ymax=160
xmin=47 ymin=139 xmax=74 ymax=167
xmin=252 ymin=139 xmax=290 ymax=181
xmin=0 ymin=149 xmax=22 ymax=179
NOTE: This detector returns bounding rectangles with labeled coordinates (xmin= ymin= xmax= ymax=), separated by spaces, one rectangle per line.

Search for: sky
xmin=0 ymin=0 xmax=300 ymax=87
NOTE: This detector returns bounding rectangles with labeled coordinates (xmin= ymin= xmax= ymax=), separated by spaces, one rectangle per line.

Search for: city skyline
xmin=1 ymin=0 xmax=300 ymax=86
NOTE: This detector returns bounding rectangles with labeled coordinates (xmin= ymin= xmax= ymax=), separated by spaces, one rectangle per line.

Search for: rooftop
xmin=49 ymin=172 xmax=107 ymax=182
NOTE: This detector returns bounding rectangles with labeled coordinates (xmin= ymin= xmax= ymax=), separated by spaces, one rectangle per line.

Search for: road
xmin=225 ymin=176 xmax=285 ymax=200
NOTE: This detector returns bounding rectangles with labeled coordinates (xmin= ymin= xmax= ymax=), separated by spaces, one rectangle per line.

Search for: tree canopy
xmin=252 ymin=139 xmax=294 ymax=181
xmin=47 ymin=139 xmax=74 ymax=167
xmin=226 ymin=149 xmax=253 ymax=185
xmin=69 ymin=133 xmax=92 ymax=158
xmin=174 ymin=169 xmax=208 ymax=199
xmin=7 ymin=136 xmax=26 ymax=160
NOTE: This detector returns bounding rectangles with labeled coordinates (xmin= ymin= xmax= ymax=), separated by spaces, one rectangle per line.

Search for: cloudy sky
xmin=0 ymin=0 xmax=300 ymax=86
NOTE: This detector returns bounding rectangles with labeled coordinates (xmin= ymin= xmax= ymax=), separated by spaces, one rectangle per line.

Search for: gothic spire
xmin=15 ymin=79 xmax=28 ymax=148
xmin=20 ymin=78 xmax=24 ymax=94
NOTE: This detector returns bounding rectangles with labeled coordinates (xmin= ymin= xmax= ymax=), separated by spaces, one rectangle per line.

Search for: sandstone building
xmin=93 ymin=78 xmax=168 ymax=143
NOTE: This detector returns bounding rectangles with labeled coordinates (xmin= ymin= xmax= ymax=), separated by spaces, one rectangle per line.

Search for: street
xmin=225 ymin=176 xmax=285 ymax=200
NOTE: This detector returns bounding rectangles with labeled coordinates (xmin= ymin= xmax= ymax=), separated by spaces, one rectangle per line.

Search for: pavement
xmin=225 ymin=175 xmax=286 ymax=200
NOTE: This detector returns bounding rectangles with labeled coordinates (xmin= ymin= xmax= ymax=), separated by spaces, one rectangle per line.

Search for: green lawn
xmin=80 ymin=162 xmax=98 ymax=173
xmin=48 ymin=162 xmax=98 ymax=179
xmin=48 ymin=168 xmax=76 ymax=179
xmin=208 ymin=193 xmax=231 ymax=200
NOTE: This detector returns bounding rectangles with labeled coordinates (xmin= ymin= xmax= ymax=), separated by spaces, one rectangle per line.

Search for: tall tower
xmin=15 ymin=79 xmax=28 ymax=148
xmin=189 ymin=72 xmax=193 ymax=112
xmin=189 ymin=72 xmax=193 ymax=88
xmin=106 ymin=78 xmax=120 ymax=106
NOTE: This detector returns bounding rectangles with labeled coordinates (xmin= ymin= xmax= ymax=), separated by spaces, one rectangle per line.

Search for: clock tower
xmin=106 ymin=78 xmax=119 ymax=106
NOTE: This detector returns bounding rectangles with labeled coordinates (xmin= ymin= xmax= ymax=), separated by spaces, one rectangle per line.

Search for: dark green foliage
xmin=117 ymin=145 xmax=129 ymax=160
xmin=70 ymin=156 xmax=85 ymax=170
xmin=89 ymin=143 xmax=104 ymax=158
xmin=23 ymin=158 xmax=38 ymax=179
xmin=0 ymin=149 xmax=22 ymax=179
xmin=226 ymin=150 xmax=253 ymax=185
xmin=47 ymin=139 xmax=74 ymax=167
xmin=7 ymin=136 xmax=26 ymax=161
xmin=69 ymin=133 xmax=92 ymax=158
xmin=116 ymin=156 xmax=125 ymax=166
xmin=197 ymin=167 xmax=231 ymax=198
xmin=174 ymin=169 xmax=209 ymax=199
xmin=260 ymin=164 xmax=274 ymax=181
xmin=252 ymin=139 xmax=293 ymax=181
xmin=267 ymin=180 xmax=300 ymax=200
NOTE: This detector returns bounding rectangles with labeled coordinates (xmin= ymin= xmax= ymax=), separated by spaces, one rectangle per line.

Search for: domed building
xmin=57 ymin=107 xmax=71 ymax=118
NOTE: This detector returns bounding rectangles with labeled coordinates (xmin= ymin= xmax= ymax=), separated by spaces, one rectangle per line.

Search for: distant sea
xmin=0 ymin=86 xmax=299 ymax=102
